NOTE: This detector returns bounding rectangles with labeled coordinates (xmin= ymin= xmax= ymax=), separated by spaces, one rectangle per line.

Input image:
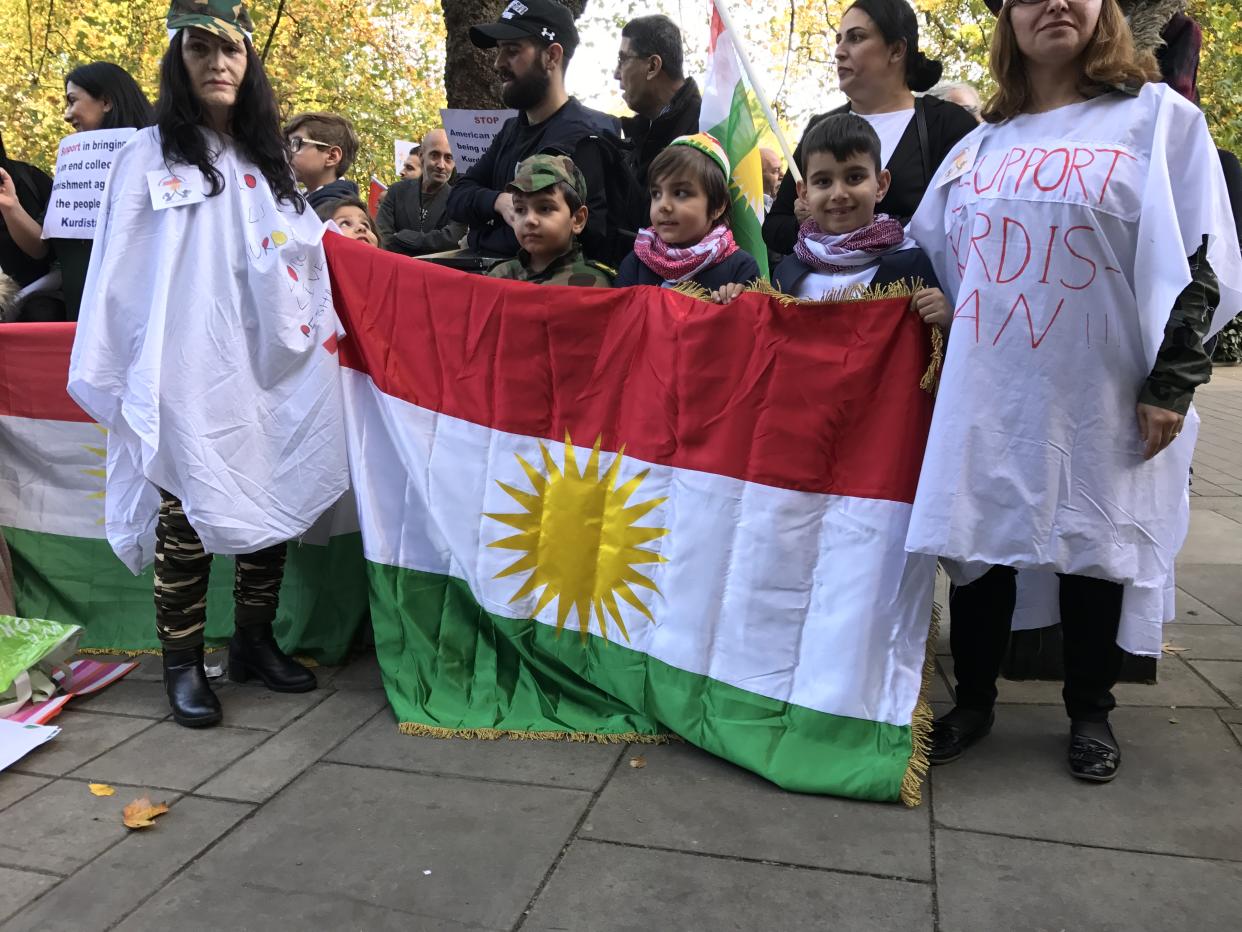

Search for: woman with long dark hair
xmin=907 ymin=0 xmax=1240 ymax=780
xmin=0 ymin=62 xmax=152 ymax=320
xmin=68 ymin=0 xmax=348 ymax=728
xmin=762 ymin=0 xmax=977 ymax=257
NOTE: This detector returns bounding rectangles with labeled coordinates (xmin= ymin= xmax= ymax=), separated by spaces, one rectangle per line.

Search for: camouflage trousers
xmin=153 ymin=491 xmax=287 ymax=649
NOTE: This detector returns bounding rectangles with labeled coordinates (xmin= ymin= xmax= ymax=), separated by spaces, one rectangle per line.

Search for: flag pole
xmin=711 ymin=0 xmax=802 ymax=184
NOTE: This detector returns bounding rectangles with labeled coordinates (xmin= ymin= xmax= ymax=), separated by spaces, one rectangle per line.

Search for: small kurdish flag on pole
xmin=325 ymin=236 xmax=941 ymax=804
xmin=701 ymin=0 xmax=784 ymax=278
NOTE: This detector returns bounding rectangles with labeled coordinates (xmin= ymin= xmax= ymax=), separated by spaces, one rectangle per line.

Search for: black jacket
xmin=615 ymin=248 xmax=761 ymax=292
xmin=763 ymin=96 xmax=977 ymax=256
xmin=772 ymin=247 xmax=940 ymax=296
xmin=446 ymin=97 xmax=620 ymax=260
xmin=307 ymin=177 xmax=359 ymax=210
xmin=375 ymin=179 xmax=466 ymax=256
xmin=621 ymin=79 xmax=702 ymax=191
xmin=0 ymin=158 xmax=53 ymax=287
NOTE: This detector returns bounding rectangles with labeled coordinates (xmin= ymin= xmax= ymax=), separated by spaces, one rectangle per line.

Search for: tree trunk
xmin=442 ymin=0 xmax=505 ymax=109
xmin=441 ymin=0 xmax=589 ymax=110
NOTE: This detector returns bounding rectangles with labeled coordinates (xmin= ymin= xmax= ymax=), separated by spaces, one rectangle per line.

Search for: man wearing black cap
xmin=446 ymin=0 xmax=622 ymax=262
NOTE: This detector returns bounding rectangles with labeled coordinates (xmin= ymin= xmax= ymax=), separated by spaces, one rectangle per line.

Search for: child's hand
xmin=913 ymin=288 xmax=950 ymax=327
xmin=711 ymin=283 xmax=747 ymax=304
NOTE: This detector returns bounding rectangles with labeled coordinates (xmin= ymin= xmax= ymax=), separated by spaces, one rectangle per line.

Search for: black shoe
xmin=163 ymin=646 xmax=222 ymax=728
xmin=1068 ymin=720 xmax=1121 ymax=783
xmin=930 ymin=707 xmax=994 ymax=765
xmin=228 ymin=624 xmax=317 ymax=693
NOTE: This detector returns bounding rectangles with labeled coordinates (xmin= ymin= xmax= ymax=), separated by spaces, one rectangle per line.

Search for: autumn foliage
xmin=0 ymin=0 xmax=447 ymax=183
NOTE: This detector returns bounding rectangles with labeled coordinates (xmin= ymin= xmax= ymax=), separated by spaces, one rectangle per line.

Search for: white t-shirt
xmin=794 ymin=264 xmax=879 ymax=300
xmin=857 ymin=109 xmax=914 ymax=168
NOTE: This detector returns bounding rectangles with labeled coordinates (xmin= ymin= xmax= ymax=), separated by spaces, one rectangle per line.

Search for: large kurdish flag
xmin=0 ymin=323 xmax=368 ymax=663
xmin=326 ymin=237 xmax=940 ymax=804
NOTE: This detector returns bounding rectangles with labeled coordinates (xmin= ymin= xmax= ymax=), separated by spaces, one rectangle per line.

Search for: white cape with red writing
xmin=67 ymin=127 xmax=349 ymax=573
xmin=908 ymin=84 xmax=1242 ymax=655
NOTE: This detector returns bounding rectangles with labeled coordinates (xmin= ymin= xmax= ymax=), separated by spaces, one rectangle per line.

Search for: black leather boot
xmin=930 ymin=706 xmax=994 ymax=765
xmin=228 ymin=624 xmax=317 ymax=693
xmin=163 ymin=645 xmax=222 ymax=728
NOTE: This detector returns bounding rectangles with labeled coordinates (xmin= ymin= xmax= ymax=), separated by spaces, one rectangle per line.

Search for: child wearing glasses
xmin=284 ymin=111 xmax=360 ymax=209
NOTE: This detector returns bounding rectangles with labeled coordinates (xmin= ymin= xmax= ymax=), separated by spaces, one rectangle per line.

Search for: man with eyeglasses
xmin=447 ymin=0 xmax=622 ymax=263
xmin=615 ymin=15 xmax=701 ymax=192
xmin=927 ymin=81 xmax=984 ymax=123
xmin=376 ymin=128 xmax=467 ymax=256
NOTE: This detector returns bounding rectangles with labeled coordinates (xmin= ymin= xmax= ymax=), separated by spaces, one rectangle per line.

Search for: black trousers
xmin=949 ymin=565 xmax=1125 ymax=723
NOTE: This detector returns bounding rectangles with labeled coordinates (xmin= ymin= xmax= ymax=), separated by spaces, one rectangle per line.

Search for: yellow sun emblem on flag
xmin=486 ymin=434 xmax=668 ymax=643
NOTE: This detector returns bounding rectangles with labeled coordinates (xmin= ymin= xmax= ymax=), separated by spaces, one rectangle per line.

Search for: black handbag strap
xmin=915 ymin=97 xmax=932 ymax=185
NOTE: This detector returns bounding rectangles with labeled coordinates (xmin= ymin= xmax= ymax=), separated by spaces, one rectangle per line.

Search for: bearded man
xmin=446 ymin=0 xmax=620 ymax=261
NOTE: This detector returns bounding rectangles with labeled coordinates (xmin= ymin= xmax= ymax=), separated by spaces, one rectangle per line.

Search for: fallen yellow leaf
xmin=1162 ymin=643 xmax=1187 ymax=655
xmin=122 ymin=797 xmax=170 ymax=830
xmin=629 ymin=755 xmax=647 ymax=769
xmin=89 ymin=783 xmax=116 ymax=797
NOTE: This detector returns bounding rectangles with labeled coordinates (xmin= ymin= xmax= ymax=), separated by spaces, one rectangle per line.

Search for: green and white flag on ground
xmin=0 ymin=324 xmax=369 ymax=663
xmin=701 ymin=0 xmax=769 ymax=277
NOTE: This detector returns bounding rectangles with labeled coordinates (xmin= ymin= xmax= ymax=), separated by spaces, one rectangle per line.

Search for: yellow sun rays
xmin=84 ymin=424 xmax=107 ymax=509
xmin=485 ymin=433 xmax=668 ymax=644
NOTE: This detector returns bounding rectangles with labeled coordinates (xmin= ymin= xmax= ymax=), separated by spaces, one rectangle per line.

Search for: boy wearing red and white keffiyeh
xmin=772 ymin=113 xmax=949 ymax=327
xmin=616 ymin=133 xmax=761 ymax=295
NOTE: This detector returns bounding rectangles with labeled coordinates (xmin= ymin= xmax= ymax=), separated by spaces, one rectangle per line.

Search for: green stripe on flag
xmin=3 ymin=526 xmax=369 ymax=664
xmin=707 ymin=81 xmax=768 ymax=278
xmin=368 ymin=561 xmax=917 ymax=802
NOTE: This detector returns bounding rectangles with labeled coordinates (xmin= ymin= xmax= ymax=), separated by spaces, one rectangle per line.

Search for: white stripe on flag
xmin=0 ymin=415 xmax=107 ymax=539
xmin=344 ymin=369 xmax=935 ymax=727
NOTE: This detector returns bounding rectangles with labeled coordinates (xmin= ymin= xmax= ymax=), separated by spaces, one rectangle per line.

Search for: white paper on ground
xmin=0 ymin=718 xmax=60 ymax=771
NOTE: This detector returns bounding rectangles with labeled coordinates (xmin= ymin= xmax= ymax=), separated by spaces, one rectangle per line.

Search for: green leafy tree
xmin=0 ymin=0 xmax=446 ymax=183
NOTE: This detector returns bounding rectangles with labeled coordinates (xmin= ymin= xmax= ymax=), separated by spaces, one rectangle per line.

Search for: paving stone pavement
xmin=1 ymin=369 xmax=1240 ymax=931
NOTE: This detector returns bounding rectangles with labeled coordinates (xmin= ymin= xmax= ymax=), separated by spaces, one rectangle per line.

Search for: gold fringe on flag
xmin=900 ymin=600 xmax=942 ymax=807
xmin=398 ymin=722 xmax=676 ymax=744
xmin=921 ymin=325 xmax=945 ymax=395
xmin=75 ymin=646 xmax=318 ymax=667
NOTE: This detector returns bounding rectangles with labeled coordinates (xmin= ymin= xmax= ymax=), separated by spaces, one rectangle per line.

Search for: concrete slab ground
xmin=2 ymin=368 xmax=1240 ymax=930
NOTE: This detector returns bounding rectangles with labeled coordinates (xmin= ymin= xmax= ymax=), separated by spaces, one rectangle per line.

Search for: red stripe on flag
xmin=368 ymin=177 xmax=388 ymax=219
xmin=0 ymin=323 xmax=92 ymax=422
xmin=325 ymin=236 xmax=934 ymax=503
xmin=708 ymin=1 xmax=724 ymax=52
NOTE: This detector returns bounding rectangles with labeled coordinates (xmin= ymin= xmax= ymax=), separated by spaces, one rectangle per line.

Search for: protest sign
xmin=439 ymin=108 xmax=518 ymax=174
xmin=40 ymin=129 xmax=136 ymax=240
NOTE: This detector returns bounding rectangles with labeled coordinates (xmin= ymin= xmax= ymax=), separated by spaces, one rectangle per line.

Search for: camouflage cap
xmin=167 ymin=0 xmax=254 ymax=46
xmin=507 ymin=154 xmax=587 ymax=201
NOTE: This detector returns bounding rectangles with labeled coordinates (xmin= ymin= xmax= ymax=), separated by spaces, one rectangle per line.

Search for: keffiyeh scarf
xmin=633 ymin=224 xmax=739 ymax=283
xmin=793 ymin=214 xmax=911 ymax=273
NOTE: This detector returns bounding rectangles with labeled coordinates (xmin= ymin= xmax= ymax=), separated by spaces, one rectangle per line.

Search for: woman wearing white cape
xmin=67 ymin=1 xmax=348 ymax=727
xmin=907 ymin=0 xmax=1241 ymax=780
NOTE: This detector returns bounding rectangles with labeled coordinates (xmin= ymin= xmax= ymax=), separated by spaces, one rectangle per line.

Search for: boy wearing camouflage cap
xmin=488 ymin=154 xmax=613 ymax=287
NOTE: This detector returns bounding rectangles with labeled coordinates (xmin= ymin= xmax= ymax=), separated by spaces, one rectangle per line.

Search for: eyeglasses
xmin=1007 ymin=0 xmax=1087 ymax=5
xmin=288 ymin=135 xmax=332 ymax=153
xmin=616 ymin=52 xmax=649 ymax=68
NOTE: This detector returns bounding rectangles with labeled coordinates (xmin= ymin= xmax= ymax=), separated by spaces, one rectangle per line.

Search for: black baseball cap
xmin=469 ymin=0 xmax=579 ymax=56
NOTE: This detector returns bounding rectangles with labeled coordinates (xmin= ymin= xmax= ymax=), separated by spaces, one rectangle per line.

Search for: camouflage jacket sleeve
xmin=488 ymin=258 xmax=525 ymax=281
xmin=1140 ymin=237 xmax=1218 ymax=416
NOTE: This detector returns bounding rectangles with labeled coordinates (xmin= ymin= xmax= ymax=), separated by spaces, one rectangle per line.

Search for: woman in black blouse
xmin=763 ymin=0 xmax=977 ymax=257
